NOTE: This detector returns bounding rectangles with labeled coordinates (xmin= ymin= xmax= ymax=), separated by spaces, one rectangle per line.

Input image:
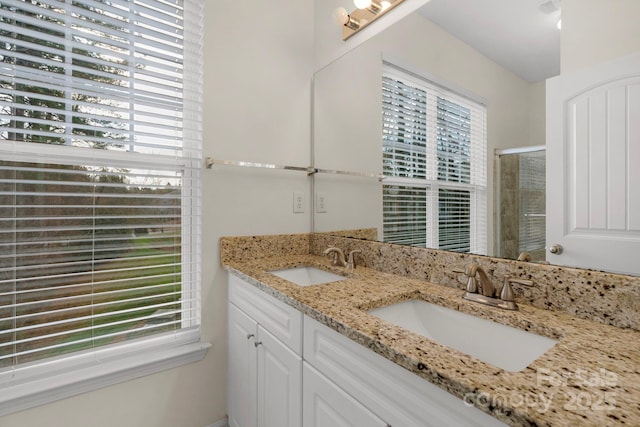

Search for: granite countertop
xmin=224 ymin=254 xmax=640 ymax=427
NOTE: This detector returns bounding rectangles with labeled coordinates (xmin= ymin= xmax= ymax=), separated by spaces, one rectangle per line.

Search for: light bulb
xmin=332 ymin=7 xmax=349 ymax=26
xmin=354 ymin=0 xmax=372 ymax=9
xmin=556 ymin=18 xmax=562 ymax=30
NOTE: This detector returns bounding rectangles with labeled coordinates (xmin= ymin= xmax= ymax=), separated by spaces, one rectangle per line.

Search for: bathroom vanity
xmin=222 ymin=233 xmax=640 ymax=427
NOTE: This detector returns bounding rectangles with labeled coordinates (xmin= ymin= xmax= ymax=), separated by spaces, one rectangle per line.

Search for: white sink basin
xmin=269 ymin=266 xmax=346 ymax=286
xmin=368 ymin=299 xmax=557 ymax=372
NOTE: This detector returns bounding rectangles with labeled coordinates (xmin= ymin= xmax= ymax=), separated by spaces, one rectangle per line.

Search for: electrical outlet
xmin=293 ymin=191 xmax=304 ymax=213
xmin=316 ymin=192 xmax=327 ymax=213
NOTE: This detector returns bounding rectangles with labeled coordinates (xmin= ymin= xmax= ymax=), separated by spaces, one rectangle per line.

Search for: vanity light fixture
xmin=354 ymin=0 xmax=372 ymax=9
xmin=332 ymin=7 xmax=361 ymax=31
xmin=354 ymin=0 xmax=382 ymax=13
xmin=333 ymin=0 xmax=405 ymax=41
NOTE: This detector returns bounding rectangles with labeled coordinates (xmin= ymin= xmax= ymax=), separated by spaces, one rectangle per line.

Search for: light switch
xmin=316 ymin=192 xmax=327 ymax=213
xmin=293 ymin=192 xmax=304 ymax=213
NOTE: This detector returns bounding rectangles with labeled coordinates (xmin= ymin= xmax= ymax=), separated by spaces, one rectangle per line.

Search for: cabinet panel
xmin=303 ymin=362 xmax=387 ymax=427
xmin=229 ymin=274 xmax=303 ymax=353
xmin=257 ymin=326 xmax=302 ymax=427
xmin=304 ymin=316 xmax=506 ymax=427
xmin=228 ymin=273 xmax=505 ymax=427
xmin=228 ymin=303 xmax=258 ymax=427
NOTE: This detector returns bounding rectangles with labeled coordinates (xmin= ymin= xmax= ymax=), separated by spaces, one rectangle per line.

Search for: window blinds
xmin=382 ymin=185 xmax=428 ymax=247
xmin=382 ymin=65 xmax=487 ymax=253
xmin=0 ymin=0 xmax=202 ymax=371
xmin=0 ymin=0 xmax=201 ymax=159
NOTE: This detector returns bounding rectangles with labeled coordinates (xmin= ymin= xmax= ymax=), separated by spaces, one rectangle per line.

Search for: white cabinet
xmin=228 ymin=276 xmax=302 ymax=427
xmin=228 ymin=303 xmax=257 ymax=427
xmin=304 ymin=316 xmax=506 ymax=427
xmin=303 ymin=362 xmax=388 ymax=427
xmin=228 ymin=273 xmax=506 ymax=427
xmin=228 ymin=275 xmax=302 ymax=353
xmin=256 ymin=324 xmax=301 ymax=427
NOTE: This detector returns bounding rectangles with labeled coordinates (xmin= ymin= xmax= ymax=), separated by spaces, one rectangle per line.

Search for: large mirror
xmin=313 ymin=0 xmax=640 ymax=277
xmin=312 ymin=1 xmax=556 ymax=261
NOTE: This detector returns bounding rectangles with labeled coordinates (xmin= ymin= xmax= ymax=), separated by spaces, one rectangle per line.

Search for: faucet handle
xmin=466 ymin=276 xmax=478 ymax=293
xmin=509 ymin=278 xmax=534 ymax=287
xmin=500 ymin=278 xmax=516 ymax=302
xmin=346 ymin=250 xmax=361 ymax=269
xmin=323 ymin=247 xmax=346 ymax=267
xmin=517 ymin=251 xmax=532 ymax=262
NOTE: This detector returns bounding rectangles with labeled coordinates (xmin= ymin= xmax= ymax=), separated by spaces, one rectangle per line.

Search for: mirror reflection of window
xmin=382 ymin=64 xmax=487 ymax=253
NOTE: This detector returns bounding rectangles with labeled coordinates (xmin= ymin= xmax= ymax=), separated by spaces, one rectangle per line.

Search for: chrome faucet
xmin=464 ymin=263 xmax=496 ymax=297
xmin=323 ymin=247 xmax=346 ymax=267
xmin=456 ymin=263 xmax=518 ymax=310
xmin=323 ymin=247 xmax=361 ymax=269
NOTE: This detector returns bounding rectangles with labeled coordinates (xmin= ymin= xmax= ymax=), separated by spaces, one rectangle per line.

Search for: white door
xmin=256 ymin=326 xmax=302 ymax=427
xmin=228 ymin=303 xmax=258 ymax=427
xmin=546 ymin=52 xmax=640 ymax=274
xmin=303 ymin=363 xmax=388 ymax=427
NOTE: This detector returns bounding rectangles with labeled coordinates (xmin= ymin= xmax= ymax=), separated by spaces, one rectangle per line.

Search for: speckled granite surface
xmin=316 ymin=227 xmax=378 ymax=240
xmin=310 ymin=234 xmax=640 ymax=331
xmin=219 ymin=233 xmax=310 ymax=265
xmin=220 ymin=233 xmax=640 ymax=427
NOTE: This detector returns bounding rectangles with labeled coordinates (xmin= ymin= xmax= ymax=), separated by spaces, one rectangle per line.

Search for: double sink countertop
xmin=223 ymin=254 xmax=639 ymax=427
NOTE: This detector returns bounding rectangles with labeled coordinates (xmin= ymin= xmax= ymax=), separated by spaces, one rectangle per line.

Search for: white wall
xmin=313 ymin=12 xmax=539 ymax=254
xmin=528 ymin=81 xmax=546 ymax=147
xmin=561 ymin=0 xmax=640 ymax=73
xmin=314 ymin=0 xmax=431 ymax=72
xmin=0 ymin=1 xmax=314 ymax=426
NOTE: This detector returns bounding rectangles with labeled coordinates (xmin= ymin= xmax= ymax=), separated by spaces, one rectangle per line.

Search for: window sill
xmin=0 ymin=341 xmax=211 ymax=417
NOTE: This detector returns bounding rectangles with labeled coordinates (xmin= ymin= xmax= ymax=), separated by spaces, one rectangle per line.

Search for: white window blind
xmin=0 ymin=0 xmax=203 ymax=384
xmin=382 ymin=64 xmax=487 ymax=253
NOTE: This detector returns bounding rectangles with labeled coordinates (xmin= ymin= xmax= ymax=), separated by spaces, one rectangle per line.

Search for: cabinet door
xmin=257 ymin=326 xmax=302 ymax=427
xmin=228 ymin=303 xmax=258 ymax=427
xmin=304 ymin=316 xmax=506 ymax=427
xmin=229 ymin=274 xmax=303 ymax=353
xmin=303 ymin=363 xmax=388 ymax=427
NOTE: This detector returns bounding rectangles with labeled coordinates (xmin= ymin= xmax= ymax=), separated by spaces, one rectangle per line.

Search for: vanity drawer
xmin=228 ymin=273 xmax=302 ymax=354
xmin=303 ymin=315 xmax=506 ymax=427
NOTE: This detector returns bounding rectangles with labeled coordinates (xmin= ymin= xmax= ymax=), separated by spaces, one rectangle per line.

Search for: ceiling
xmin=419 ymin=0 xmax=561 ymax=83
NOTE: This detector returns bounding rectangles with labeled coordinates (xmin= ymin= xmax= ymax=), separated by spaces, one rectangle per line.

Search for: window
xmin=382 ymin=64 xmax=487 ymax=253
xmin=0 ymin=0 xmax=204 ymax=412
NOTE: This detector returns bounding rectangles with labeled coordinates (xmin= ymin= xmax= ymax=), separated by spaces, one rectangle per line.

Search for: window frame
xmin=382 ymin=63 xmax=487 ymax=253
xmin=0 ymin=0 xmax=208 ymax=416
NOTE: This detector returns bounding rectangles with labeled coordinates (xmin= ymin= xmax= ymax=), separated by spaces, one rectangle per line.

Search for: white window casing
xmin=0 ymin=0 xmax=208 ymax=415
xmin=382 ymin=63 xmax=487 ymax=253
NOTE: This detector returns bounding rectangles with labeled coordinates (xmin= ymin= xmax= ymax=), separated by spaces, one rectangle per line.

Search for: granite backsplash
xmin=220 ymin=231 xmax=640 ymax=331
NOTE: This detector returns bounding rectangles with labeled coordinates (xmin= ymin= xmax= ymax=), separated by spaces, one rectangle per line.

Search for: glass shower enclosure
xmin=495 ymin=146 xmax=546 ymax=262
